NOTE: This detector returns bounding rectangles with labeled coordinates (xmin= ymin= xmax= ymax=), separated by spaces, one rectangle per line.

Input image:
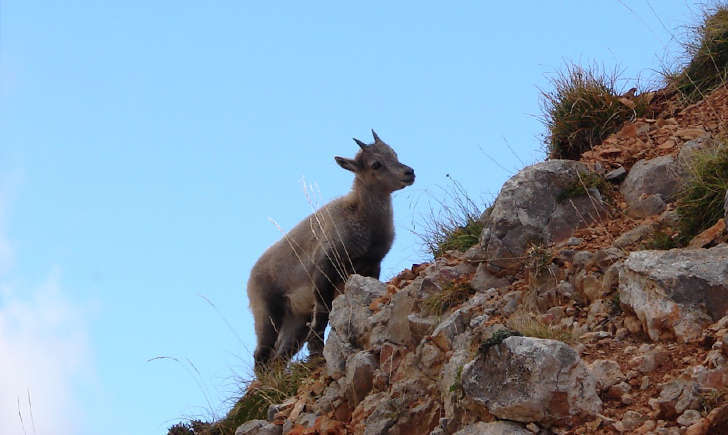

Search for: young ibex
xmin=248 ymin=130 xmax=415 ymax=367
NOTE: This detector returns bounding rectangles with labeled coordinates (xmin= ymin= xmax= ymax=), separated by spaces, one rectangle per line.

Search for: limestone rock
xmin=234 ymin=420 xmax=281 ymax=435
xmin=621 ymin=155 xmax=680 ymax=217
xmin=480 ymin=160 xmax=606 ymax=275
xmin=589 ymin=359 xmax=625 ymax=392
xmin=323 ymin=329 xmax=354 ymax=380
xmin=650 ymin=378 xmax=702 ymax=418
xmin=453 ymin=421 xmax=531 ymax=435
xmin=329 ymin=275 xmax=386 ymax=347
xmin=344 ymin=351 xmax=378 ymax=406
xmin=619 ymin=246 xmax=728 ymax=342
xmin=462 ymin=336 xmax=602 ymax=425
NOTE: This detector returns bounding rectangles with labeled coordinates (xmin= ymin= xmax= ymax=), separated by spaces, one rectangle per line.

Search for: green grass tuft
xmin=478 ymin=329 xmax=522 ymax=354
xmin=414 ymin=177 xmax=486 ymax=259
xmin=676 ymin=144 xmax=728 ymax=245
xmin=643 ymin=230 xmax=679 ymax=250
xmin=666 ymin=5 xmax=728 ymax=104
xmin=541 ymin=64 xmax=650 ymax=160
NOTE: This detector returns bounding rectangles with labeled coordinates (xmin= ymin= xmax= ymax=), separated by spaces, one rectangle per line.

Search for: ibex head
xmin=335 ymin=130 xmax=415 ymax=192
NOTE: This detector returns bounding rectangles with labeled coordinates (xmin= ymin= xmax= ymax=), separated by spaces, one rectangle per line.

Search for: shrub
xmin=541 ymin=64 xmax=650 ymax=160
xmin=643 ymin=230 xmax=678 ymax=250
xmin=676 ymin=144 xmax=728 ymax=245
xmin=414 ymin=177 xmax=485 ymax=259
xmin=422 ymin=281 xmax=476 ymax=316
xmin=667 ymin=5 xmax=728 ymax=103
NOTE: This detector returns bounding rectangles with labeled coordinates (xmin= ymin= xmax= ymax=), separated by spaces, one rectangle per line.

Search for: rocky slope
xmin=234 ymin=85 xmax=728 ymax=435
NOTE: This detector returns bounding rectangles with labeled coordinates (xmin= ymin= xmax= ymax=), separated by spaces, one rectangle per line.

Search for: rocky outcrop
xmin=461 ymin=336 xmax=601 ymax=425
xmin=480 ymin=160 xmax=607 ymax=275
xmin=619 ymin=245 xmax=728 ymax=342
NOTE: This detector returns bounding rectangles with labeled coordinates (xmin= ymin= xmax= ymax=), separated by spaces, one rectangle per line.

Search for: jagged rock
xmin=471 ymin=263 xmax=511 ymax=290
xmin=323 ymin=329 xmax=354 ymax=380
xmin=234 ymin=420 xmax=281 ymax=435
xmin=614 ymin=223 xmax=656 ymax=248
xmin=621 ymin=410 xmax=647 ymax=431
xmin=571 ymin=250 xmax=594 ymax=268
xmin=685 ymin=404 xmax=728 ymax=435
xmin=344 ymin=351 xmax=378 ymax=406
xmin=589 ymin=359 xmax=625 ymax=392
xmin=628 ymin=344 xmax=670 ymax=373
xmin=329 ymin=275 xmax=386 ymax=347
xmin=312 ymin=382 xmax=344 ymax=415
xmin=461 ymin=336 xmax=601 ymax=425
xmin=480 ymin=160 xmax=607 ymax=275
xmin=605 ymin=166 xmax=627 ymax=182
xmin=650 ymin=378 xmax=702 ymax=418
xmin=592 ymin=247 xmax=625 ymax=270
xmin=408 ymin=313 xmax=438 ymax=343
xmin=439 ymin=349 xmax=470 ymax=421
xmin=679 ymin=410 xmax=703 ymax=427
xmin=363 ymin=398 xmax=398 ymax=435
xmin=687 ymin=219 xmax=726 ymax=248
xmin=574 ymin=270 xmax=606 ymax=303
xmin=453 ymin=421 xmax=531 ymax=435
xmin=619 ymin=246 xmax=728 ymax=342
xmin=369 ymin=290 xmax=413 ymax=347
xmin=499 ymin=290 xmax=522 ymax=317
xmin=621 ymin=155 xmax=681 ymax=217
xmin=431 ymin=309 xmax=467 ymax=352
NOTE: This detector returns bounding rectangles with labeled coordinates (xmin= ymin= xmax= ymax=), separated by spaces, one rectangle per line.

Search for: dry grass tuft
xmin=541 ymin=64 xmax=650 ymax=160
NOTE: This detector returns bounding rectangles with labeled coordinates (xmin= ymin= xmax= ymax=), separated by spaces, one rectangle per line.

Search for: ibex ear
xmin=335 ymin=156 xmax=360 ymax=173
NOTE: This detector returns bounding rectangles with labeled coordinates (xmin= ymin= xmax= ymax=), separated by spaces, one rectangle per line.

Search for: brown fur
xmin=248 ymin=131 xmax=415 ymax=367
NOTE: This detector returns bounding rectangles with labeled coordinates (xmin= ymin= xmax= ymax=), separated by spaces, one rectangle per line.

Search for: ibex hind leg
xmin=272 ymin=311 xmax=310 ymax=362
xmin=251 ymin=289 xmax=284 ymax=369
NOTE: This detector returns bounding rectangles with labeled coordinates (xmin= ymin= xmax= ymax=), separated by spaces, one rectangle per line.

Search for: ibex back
xmin=247 ymin=130 xmax=415 ymax=368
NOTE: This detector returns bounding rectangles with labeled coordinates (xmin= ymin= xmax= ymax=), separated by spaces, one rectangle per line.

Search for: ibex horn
xmin=353 ymin=137 xmax=368 ymax=149
xmin=371 ymin=129 xmax=382 ymax=143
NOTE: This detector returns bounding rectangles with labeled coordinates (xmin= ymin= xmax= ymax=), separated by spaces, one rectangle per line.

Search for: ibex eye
xmin=371 ymin=161 xmax=382 ymax=170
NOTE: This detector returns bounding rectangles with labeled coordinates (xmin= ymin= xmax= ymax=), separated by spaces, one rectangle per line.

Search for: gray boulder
xmin=462 ymin=336 xmax=601 ymax=425
xmin=621 ymin=155 xmax=681 ymax=217
xmin=235 ymin=420 xmax=281 ymax=435
xmin=480 ymin=160 xmax=606 ymax=275
xmin=619 ymin=245 xmax=728 ymax=342
xmin=453 ymin=421 xmax=531 ymax=435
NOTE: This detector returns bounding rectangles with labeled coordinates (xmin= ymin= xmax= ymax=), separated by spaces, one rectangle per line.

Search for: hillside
xmin=171 ymin=7 xmax=728 ymax=435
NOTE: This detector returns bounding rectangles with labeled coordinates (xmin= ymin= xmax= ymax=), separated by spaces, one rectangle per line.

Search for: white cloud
xmin=0 ymin=269 xmax=93 ymax=435
xmin=0 ymin=177 xmax=93 ymax=435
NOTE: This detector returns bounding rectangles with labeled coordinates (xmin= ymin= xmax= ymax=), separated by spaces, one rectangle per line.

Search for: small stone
xmin=605 ymin=166 xmax=627 ymax=182
xmin=641 ymin=376 xmax=650 ymax=390
xmin=621 ymin=393 xmax=635 ymax=405
xmin=526 ymin=423 xmax=540 ymax=433
xmin=622 ymin=410 xmax=646 ymax=431
xmin=677 ymin=409 xmax=702 ymax=427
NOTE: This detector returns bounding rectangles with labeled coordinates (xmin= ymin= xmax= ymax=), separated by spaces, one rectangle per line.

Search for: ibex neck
xmin=351 ymin=179 xmax=393 ymax=217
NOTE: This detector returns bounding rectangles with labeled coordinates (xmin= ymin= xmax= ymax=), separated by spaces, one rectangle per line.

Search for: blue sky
xmin=0 ymin=1 xmax=702 ymax=434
